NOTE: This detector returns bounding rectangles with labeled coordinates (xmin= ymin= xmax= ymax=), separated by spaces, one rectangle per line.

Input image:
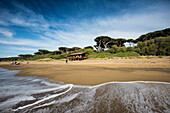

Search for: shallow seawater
xmin=0 ymin=68 xmax=170 ymax=113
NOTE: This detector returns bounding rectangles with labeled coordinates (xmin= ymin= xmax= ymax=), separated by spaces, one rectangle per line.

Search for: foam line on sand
xmin=13 ymin=84 xmax=73 ymax=111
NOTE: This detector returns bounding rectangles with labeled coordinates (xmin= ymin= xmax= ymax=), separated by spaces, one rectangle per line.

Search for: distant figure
xmin=14 ymin=61 xmax=17 ymax=65
xmin=26 ymin=62 xmax=29 ymax=64
xmin=11 ymin=62 xmax=14 ymax=65
xmin=66 ymin=59 xmax=68 ymax=63
xmin=16 ymin=62 xmax=20 ymax=65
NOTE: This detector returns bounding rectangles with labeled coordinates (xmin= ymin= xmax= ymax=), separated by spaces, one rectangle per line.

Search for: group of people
xmin=11 ymin=61 xmax=29 ymax=65
xmin=11 ymin=61 xmax=20 ymax=65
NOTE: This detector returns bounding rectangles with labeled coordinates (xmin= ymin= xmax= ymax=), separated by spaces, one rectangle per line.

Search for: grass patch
xmin=158 ymin=56 xmax=163 ymax=58
xmin=88 ymin=51 xmax=140 ymax=58
xmin=112 ymin=52 xmax=140 ymax=57
xmin=88 ymin=51 xmax=112 ymax=58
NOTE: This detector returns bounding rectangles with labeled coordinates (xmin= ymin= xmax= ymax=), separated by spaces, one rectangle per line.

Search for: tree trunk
xmin=105 ymin=40 xmax=112 ymax=49
xmin=98 ymin=40 xmax=102 ymax=51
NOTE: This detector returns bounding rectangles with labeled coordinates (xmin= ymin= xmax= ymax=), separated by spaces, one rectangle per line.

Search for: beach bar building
xmin=69 ymin=53 xmax=87 ymax=61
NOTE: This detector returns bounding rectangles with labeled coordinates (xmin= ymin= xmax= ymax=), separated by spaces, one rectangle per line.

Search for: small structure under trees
xmin=69 ymin=53 xmax=87 ymax=61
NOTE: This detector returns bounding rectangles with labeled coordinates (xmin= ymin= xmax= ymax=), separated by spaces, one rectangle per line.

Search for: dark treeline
xmin=0 ymin=28 xmax=170 ymax=61
xmin=137 ymin=28 xmax=170 ymax=42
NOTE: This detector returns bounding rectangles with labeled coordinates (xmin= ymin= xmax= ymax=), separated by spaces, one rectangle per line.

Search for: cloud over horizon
xmin=0 ymin=0 xmax=170 ymax=57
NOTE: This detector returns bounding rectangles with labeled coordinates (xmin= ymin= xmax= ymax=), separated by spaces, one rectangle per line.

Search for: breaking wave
xmin=0 ymin=68 xmax=169 ymax=113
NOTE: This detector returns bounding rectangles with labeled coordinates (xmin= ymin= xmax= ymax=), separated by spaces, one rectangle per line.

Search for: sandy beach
xmin=0 ymin=57 xmax=170 ymax=85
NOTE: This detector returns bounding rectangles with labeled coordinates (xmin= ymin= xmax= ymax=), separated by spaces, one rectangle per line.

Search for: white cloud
xmin=0 ymin=28 xmax=13 ymax=37
xmin=0 ymin=20 xmax=9 ymax=26
xmin=0 ymin=3 xmax=49 ymax=32
xmin=10 ymin=47 xmax=37 ymax=51
xmin=10 ymin=18 xmax=37 ymax=27
xmin=42 ymin=10 xmax=170 ymax=49
xmin=96 ymin=12 xmax=170 ymax=33
xmin=0 ymin=10 xmax=169 ymax=52
xmin=0 ymin=36 xmax=61 ymax=50
xmin=0 ymin=1 xmax=169 ymax=54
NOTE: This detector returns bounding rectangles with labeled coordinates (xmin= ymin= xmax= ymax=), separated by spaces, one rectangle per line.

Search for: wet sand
xmin=0 ymin=57 xmax=170 ymax=85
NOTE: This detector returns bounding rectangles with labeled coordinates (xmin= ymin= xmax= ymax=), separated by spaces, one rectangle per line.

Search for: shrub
xmin=158 ymin=56 xmax=163 ymax=58
xmin=118 ymin=47 xmax=127 ymax=52
xmin=113 ymin=52 xmax=140 ymax=57
xmin=126 ymin=47 xmax=134 ymax=52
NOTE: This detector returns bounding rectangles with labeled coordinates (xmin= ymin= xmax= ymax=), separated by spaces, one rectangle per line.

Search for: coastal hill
xmin=0 ymin=28 xmax=170 ymax=61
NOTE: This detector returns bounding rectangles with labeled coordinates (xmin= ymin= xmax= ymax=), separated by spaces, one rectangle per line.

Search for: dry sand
xmin=0 ymin=57 xmax=170 ymax=85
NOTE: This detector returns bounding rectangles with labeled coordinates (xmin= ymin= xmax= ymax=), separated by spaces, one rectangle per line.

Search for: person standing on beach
xmin=66 ymin=59 xmax=68 ymax=63
xmin=14 ymin=61 xmax=17 ymax=65
xmin=11 ymin=62 xmax=14 ymax=65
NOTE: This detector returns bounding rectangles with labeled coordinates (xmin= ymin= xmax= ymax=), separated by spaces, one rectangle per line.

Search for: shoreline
xmin=1 ymin=66 xmax=170 ymax=86
xmin=0 ymin=57 xmax=170 ymax=85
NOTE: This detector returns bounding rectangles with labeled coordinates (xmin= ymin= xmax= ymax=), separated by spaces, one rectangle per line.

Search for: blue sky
xmin=0 ymin=0 xmax=170 ymax=57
